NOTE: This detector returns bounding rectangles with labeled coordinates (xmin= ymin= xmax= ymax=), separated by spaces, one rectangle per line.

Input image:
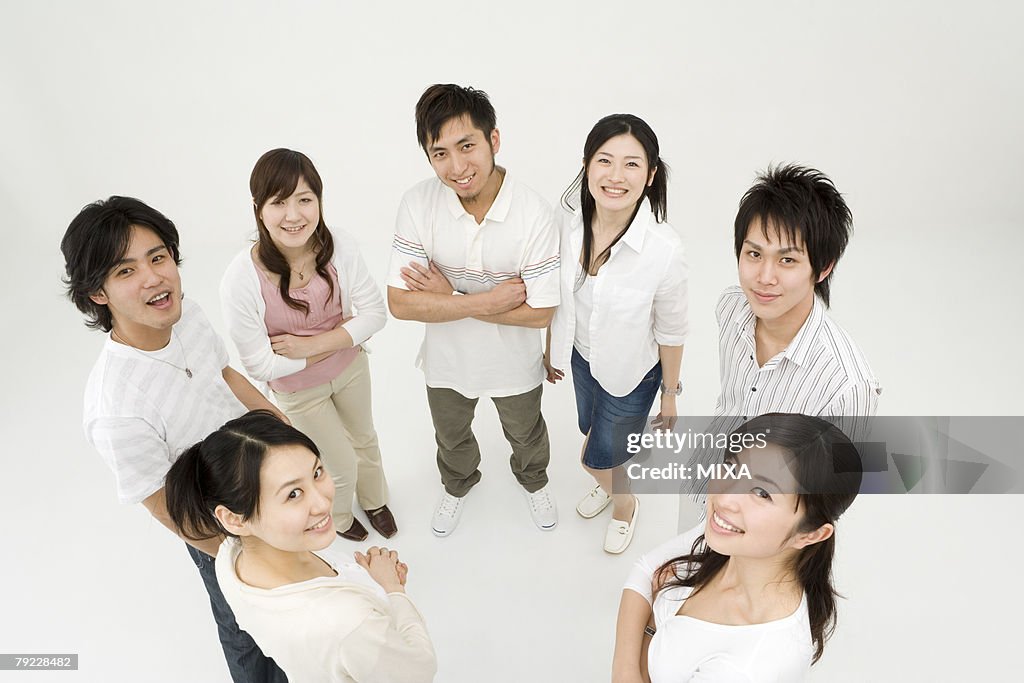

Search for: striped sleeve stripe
xmin=521 ymin=255 xmax=560 ymax=280
xmin=392 ymin=234 xmax=428 ymax=258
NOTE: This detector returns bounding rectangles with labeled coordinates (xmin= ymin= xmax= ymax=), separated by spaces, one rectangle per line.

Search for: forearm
xmin=303 ymin=326 xmax=355 ymax=367
xmin=388 ymin=287 xmax=496 ymax=323
xmin=221 ymin=367 xmax=283 ymax=417
xmin=612 ymin=590 xmax=654 ymax=682
xmin=474 ymin=304 xmax=554 ymax=329
xmin=657 ymin=344 xmax=684 ymax=387
xmin=142 ymin=488 xmax=222 ymax=557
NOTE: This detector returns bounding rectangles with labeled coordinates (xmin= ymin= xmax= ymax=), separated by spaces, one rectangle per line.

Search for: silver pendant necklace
xmin=111 ymin=328 xmax=193 ymax=379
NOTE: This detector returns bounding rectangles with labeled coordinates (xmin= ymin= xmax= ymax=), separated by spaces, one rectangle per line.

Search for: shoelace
xmin=438 ymin=495 xmax=461 ymax=517
xmin=529 ymin=489 xmax=554 ymax=512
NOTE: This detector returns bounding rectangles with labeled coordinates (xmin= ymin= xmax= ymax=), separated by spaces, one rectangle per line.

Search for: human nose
xmin=757 ymin=259 xmax=777 ymax=285
xmin=285 ymin=200 xmax=302 ymax=222
xmin=139 ymin=261 xmax=163 ymax=288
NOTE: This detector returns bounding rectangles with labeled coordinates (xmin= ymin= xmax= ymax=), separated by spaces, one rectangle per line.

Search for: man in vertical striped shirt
xmin=716 ymin=164 xmax=881 ymax=427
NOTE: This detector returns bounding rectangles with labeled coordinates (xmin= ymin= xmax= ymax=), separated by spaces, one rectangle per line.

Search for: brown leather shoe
xmin=337 ymin=517 xmax=368 ymax=542
xmin=364 ymin=505 xmax=398 ymax=539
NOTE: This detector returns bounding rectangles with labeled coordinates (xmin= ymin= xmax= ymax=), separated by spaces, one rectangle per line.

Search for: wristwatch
xmin=660 ymin=380 xmax=682 ymax=396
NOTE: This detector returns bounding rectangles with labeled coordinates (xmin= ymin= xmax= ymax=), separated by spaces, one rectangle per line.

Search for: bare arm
xmin=393 ymin=261 xmax=526 ymax=323
xmin=220 ymin=366 xmax=289 ymax=423
xmin=142 ymin=487 xmax=222 ymax=557
xmin=612 ymin=590 xmax=655 ymax=683
xmin=653 ymin=344 xmax=684 ymax=431
xmin=268 ymin=325 xmax=355 ymax=367
xmin=474 ymin=303 xmax=554 ymax=329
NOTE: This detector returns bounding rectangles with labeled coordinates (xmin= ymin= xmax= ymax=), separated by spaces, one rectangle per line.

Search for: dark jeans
xmin=571 ymin=347 xmax=662 ymax=470
xmin=187 ymin=544 xmax=288 ymax=682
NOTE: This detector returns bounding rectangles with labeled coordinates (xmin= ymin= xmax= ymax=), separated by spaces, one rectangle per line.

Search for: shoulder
xmin=327 ymin=227 xmax=365 ymax=262
xmin=400 ymin=176 xmax=446 ymax=208
xmin=816 ymin=309 xmax=878 ymax=382
xmin=716 ymin=285 xmax=748 ymax=321
xmin=509 ymin=178 xmax=555 ymax=219
xmin=222 ymin=245 xmax=259 ymax=288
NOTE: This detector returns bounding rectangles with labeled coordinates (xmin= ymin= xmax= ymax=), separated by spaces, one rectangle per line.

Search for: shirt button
xmin=751 ymin=387 xmax=757 ymax=392
xmin=749 ymin=355 xmax=754 ymax=361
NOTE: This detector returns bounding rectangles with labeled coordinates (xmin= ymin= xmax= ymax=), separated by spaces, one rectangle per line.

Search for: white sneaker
xmin=524 ymin=484 xmax=558 ymax=531
xmin=576 ymin=485 xmax=612 ymax=519
xmin=603 ymin=496 xmax=639 ymax=554
xmin=431 ymin=491 xmax=465 ymax=537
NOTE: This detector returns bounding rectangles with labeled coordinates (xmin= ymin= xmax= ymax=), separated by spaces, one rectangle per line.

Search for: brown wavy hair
xmin=250 ymin=148 xmax=335 ymax=314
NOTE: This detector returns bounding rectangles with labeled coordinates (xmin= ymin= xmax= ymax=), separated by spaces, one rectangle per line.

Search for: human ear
xmin=490 ymin=128 xmax=501 ymax=156
xmin=215 ymin=504 xmax=250 ymax=537
xmin=647 ymin=165 xmax=658 ymax=187
xmin=791 ymin=522 xmax=834 ymax=550
xmin=817 ymin=261 xmax=835 ymax=283
xmin=89 ymin=290 xmax=108 ymax=306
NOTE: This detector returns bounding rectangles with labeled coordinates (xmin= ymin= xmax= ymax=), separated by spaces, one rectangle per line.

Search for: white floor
xmin=3 ymin=1 xmax=1024 ymax=680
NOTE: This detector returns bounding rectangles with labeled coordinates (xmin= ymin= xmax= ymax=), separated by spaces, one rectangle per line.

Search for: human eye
xmin=752 ymin=486 xmax=772 ymax=501
xmin=117 ymin=267 xmax=133 ymax=277
xmin=627 ymin=161 xmax=640 ymax=167
xmin=299 ymin=197 xmax=313 ymax=204
xmin=780 ymin=257 xmax=796 ymax=265
xmin=746 ymin=250 xmax=760 ymax=259
xmin=313 ymin=465 xmax=324 ymax=479
xmin=287 ymin=488 xmax=302 ymax=500
xmin=433 ymin=151 xmax=446 ymax=159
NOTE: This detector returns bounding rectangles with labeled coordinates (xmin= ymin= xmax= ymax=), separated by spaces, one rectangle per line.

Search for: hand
xmin=401 ymin=261 xmax=453 ymax=295
xmin=270 ymin=333 xmax=317 ymax=359
xmin=487 ymin=278 xmax=526 ymax=313
xmin=353 ymin=546 xmax=405 ymax=593
xmin=651 ymin=394 xmax=677 ymax=431
xmin=543 ymin=354 xmax=564 ymax=384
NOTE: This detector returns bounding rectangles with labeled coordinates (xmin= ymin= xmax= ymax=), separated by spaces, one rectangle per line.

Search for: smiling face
xmin=258 ymin=177 xmax=322 ymax=253
xmin=586 ymin=133 xmax=655 ymax=215
xmin=426 ymin=113 xmax=501 ymax=203
xmin=737 ymin=216 xmax=832 ymax=330
xmin=89 ymin=225 xmax=182 ymax=349
xmin=705 ymin=442 xmax=817 ymax=560
xmin=238 ymin=444 xmax=336 ymax=553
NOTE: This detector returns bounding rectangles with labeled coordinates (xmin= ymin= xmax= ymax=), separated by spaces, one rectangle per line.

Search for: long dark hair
xmin=656 ymin=413 xmax=863 ymax=663
xmin=250 ymin=148 xmax=335 ymax=314
xmin=165 ymin=410 xmax=321 ymax=542
xmin=559 ymin=114 xmax=669 ymax=288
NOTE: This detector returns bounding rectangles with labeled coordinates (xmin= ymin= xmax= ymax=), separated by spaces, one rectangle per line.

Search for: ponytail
xmin=165 ymin=441 xmax=223 ymax=541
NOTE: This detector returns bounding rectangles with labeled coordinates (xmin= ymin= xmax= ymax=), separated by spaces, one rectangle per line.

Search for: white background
xmin=1 ymin=0 xmax=1022 ymax=680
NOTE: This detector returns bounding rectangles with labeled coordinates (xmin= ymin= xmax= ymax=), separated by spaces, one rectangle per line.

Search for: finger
xmin=429 ymin=262 xmax=443 ymax=274
xmin=409 ymin=262 xmax=429 ymax=275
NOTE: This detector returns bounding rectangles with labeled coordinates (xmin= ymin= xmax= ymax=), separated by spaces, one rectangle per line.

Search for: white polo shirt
xmin=549 ymin=200 xmax=689 ymax=397
xmin=387 ymin=171 xmax=560 ymax=398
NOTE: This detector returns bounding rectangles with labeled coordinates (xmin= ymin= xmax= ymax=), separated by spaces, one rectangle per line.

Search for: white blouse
xmin=624 ymin=524 xmax=815 ymax=682
xmin=549 ymin=199 xmax=689 ymax=396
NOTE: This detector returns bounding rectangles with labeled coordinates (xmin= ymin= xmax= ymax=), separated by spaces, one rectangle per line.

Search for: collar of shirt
xmin=735 ymin=293 xmax=826 ymax=368
xmin=568 ymin=197 xmax=654 ymax=255
xmin=444 ymin=168 xmax=515 ymax=223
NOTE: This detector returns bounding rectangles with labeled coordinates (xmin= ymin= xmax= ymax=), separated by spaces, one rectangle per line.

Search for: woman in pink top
xmin=221 ymin=148 xmax=393 ymax=541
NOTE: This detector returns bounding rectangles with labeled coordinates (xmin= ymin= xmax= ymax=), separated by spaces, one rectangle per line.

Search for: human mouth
xmin=147 ymin=292 xmax=173 ymax=309
xmin=306 ymin=514 xmax=332 ymax=532
xmin=710 ymin=510 xmax=745 ymax=534
xmin=453 ymin=174 xmax=475 ymax=187
xmin=282 ymin=224 xmax=306 ymax=234
xmin=751 ymin=289 xmax=780 ymax=304
xmin=601 ymin=186 xmax=628 ymax=198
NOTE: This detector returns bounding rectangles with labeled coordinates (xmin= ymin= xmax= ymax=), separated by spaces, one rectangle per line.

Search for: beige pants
xmin=273 ymin=350 xmax=388 ymax=531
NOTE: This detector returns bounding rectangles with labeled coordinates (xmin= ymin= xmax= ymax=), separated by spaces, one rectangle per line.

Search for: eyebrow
xmin=274 ymin=456 xmax=322 ymax=495
xmin=429 ymin=135 xmax=475 ymax=153
xmin=752 ymin=473 xmax=783 ymax=489
xmin=743 ymin=239 xmax=804 ymax=255
xmin=112 ymin=244 xmax=168 ymax=269
xmin=596 ymin=152 xmax=644 ymax=160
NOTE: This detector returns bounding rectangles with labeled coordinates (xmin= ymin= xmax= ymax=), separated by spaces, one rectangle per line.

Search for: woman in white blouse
xmin=165 ymin=410 xmax=437 ymax=683
xmin=221 ymin=148 xmax=394 ymax=542
xmin=545 ymin=114 xmax=688 ymax=553
xmin=615 ymin=413 xmax=863 ymax=682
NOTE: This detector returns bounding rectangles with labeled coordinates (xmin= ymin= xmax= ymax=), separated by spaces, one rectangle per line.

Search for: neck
xmin=111 ymin=321 xmax=172 ymax=352
xmin=461 ymin=166 xmax=505 ymax=220
xmin=236 ymin=537 xmax=325 ymax=587
xmin=717 ymin=552 xmax=799 ymax=603
xmin=755 ymin=294 xmax=814 ymax=348
xmin=592 ymin=202 xmax=636 ymax=238
xmin=272 ymin=237 xmax=317 ymax=265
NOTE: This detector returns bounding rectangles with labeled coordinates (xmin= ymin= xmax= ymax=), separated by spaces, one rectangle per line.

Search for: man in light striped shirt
xmin=62 ymin=197 xmax=287 ymax=683
xmin=716 ymin=164 xmax=881 ymax=428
